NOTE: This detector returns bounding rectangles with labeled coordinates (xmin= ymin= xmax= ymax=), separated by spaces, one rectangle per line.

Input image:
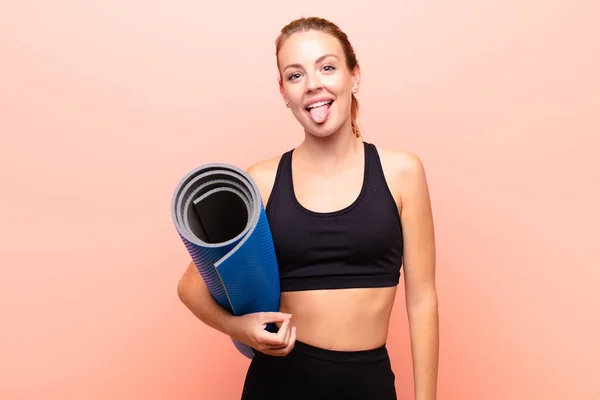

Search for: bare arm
xmin=399 ymin=153 xmax=439 ymax=400
xmin=177 ymin=260 xmax=237 ymax=335
xmin=177 ymin=260 xmax=296 ymax=355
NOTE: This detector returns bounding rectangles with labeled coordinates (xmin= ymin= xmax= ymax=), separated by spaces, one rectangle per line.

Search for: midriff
xmin=277 ymin=286 xmax=398 ymax=351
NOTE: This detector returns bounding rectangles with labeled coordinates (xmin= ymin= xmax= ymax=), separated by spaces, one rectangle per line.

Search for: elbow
xmin=177 ymin=274 xmax=192 ymax=304
xmin=406 ymin=287 xmax=438 ymax=313
xmin=406 ymin=296 xmax=438 ymax=326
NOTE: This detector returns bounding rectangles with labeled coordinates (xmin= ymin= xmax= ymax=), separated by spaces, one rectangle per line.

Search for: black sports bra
xmin=265 ymin=141 xmax=404 ymax=292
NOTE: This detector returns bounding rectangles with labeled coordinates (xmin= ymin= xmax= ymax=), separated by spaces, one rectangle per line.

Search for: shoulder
xmin=372 ymin=144 xmax=430 ymax=210
xmin=246 ymin=155 xmax=283 ymax=206
xmin=375 ymin=145 xmax=426 ymax=178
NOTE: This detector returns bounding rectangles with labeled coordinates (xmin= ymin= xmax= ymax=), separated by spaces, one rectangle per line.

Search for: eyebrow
xmin=283 ymin=53 xmax=339 ymax=71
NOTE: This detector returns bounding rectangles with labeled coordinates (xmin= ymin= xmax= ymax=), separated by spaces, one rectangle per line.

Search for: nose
xmin=305 ymin=72 xmax=322 ymax=92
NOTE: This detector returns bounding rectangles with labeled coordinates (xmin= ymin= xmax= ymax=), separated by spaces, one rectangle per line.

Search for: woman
xmin=177 ymin=17 xmax=439 ymax=400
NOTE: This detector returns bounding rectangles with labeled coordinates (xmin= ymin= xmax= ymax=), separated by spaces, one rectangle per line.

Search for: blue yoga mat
xmin=171 ymin=163 xmax=281 ymax=359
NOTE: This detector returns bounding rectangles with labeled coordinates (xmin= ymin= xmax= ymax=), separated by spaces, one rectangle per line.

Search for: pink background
xmin=1 ymin=1 xmax=598 ymax=399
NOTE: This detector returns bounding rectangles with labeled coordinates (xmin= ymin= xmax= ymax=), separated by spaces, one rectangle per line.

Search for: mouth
xmin=305 ymin=99 xmax=334 ymax=124
xmin=305 ymin=100 xmax=334 ymax=111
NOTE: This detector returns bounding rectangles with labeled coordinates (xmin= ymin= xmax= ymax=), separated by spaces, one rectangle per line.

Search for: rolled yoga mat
xmin=171 ymin=163 xmax=281 ymax=359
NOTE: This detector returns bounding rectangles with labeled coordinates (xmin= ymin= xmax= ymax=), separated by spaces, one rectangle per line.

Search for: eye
xmin=287 ymin=72 xmax=302 ymax=81
xmin=322 ymin=64 xmax=336 ymax=72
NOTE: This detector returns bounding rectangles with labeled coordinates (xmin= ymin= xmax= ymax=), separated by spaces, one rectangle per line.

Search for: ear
xmin=279 ymin=79 xmax=290 ymax=107
xmin=351 ymin=65 xmax=361 ymax=94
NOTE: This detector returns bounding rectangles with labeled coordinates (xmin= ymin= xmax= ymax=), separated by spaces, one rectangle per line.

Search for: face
xmin=277 ymin=30 xmax=360 ymax=137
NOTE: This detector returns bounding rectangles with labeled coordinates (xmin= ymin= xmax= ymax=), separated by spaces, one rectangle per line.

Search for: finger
xmin=283 ymin=326 xmax=296 ymax=353
xmin=271 ymin=326 xmax=296 ymax=356
xmin=270 ymin=321 xmax=292 ymax=350
xmin=272 ymin=319 xmax=291 ymax=348
xmin=283 ymin=322 xmax=292 ymax=344
xmin=259 ymin=312 xmax=292 ymax=324
xmin=267 ymin=325 xmax=295 ymax=355
xmin=275 ymin=319 xmax=290 ymax=342
xmin=256 ymin=319 xmax=290 ymax=347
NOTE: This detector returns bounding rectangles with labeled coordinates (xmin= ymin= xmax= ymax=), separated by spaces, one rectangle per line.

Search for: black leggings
xmin=241 ymin=340 xmax=397 ymax=400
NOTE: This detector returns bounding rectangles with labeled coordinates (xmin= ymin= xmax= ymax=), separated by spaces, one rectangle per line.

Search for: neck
xmin=296 ymin=122 xmax=362 ymax=168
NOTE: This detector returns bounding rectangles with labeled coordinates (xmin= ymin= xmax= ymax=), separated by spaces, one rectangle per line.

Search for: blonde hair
xmin=275 ymin=17 xmax=362 ymax=138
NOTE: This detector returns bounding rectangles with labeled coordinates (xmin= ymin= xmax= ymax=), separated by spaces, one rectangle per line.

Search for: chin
xmin=303 ymin=122 xmax=337 ymax=138
xmin=308 ymin=118 xmax=351 ymax=139
xmin=302 ymin=115 xmax=344 ymax=138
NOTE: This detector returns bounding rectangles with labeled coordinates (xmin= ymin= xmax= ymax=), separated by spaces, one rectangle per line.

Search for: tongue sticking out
xmin=309 ymin=103 xmax=331 ymax=124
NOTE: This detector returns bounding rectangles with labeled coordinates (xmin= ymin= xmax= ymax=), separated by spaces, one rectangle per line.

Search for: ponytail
xmin=351 ymin=94 xmax=361 ymax=138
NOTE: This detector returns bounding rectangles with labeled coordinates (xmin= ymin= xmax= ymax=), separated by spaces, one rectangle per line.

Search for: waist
xmin=278 ymin=286 xmax=397 ymax=351
xmin=289 ymin=340 xmax=389 ymax=363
